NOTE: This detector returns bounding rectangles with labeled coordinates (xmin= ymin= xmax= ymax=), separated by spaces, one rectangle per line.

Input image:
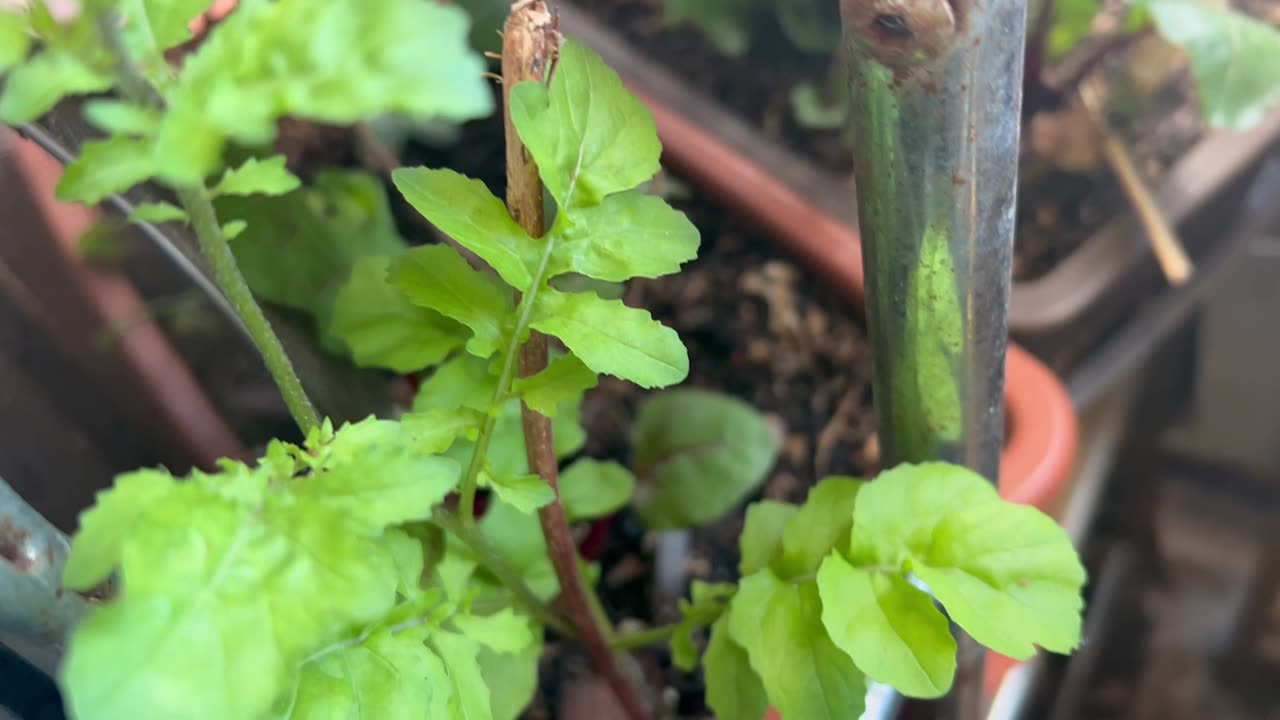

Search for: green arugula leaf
xmin=328 ymin=255 xmax=469 ymax=373
xmin=483 ymin=471 xmax=555 ymax=514
xmin=414 ymin=353 xmax=498 ymax=414
xmin=728 ymin=569 xmax=868 ymax=720
xmin=703 ymin=616 xmax=769 ymax=720
xmin=777 ymin=477 xmax=864 ymax=578
xmin=662 ymin=0 xmax=760 ymax=56
xmin=152 ymin=0 xmax=494 ymax=184
xmin=530 ymin=289 xmax=687 ymax=389
xmin=55 ymin=136 xmax=156 ymax=205
xmin=849 ymin=463 xmax=1086 ymax=660
xmin=83 ymin=100 xmax=162 ymax=136
xmin=384 ymin=528 xmax=426 ymax=598
xmin=739 ymin=500 xmax=798 ymax=575
xmin=392 ymin=167 xmax=538 ymax=289
xmin=431 ymin=631 xmax=495 ymax=720
xmin=391 ymin=244 xmax=513 ymax=359
xmin=62 ymin=470 xmax=176 ymax=591
xmin=298 ymin=417 xmax=461 ymax=531
xmin=61 ymin=477 xmax=401 ymax=719
xmin=817 ymin=554 xmax=956 ymax=698
xmin=670 ymin=581 xmax=736 ymax=672
xmin=287 ymin=627 xmax=447 ymax=719
xmin=127 ymin=201 xmax=188 ymax=224
xmin=221 ymin=220 xmax=247 ymax=240
xmin=1134 ymin=0 xmax=1280 ymax=130
xmin=631 ymin=389 xmax=779 ymax=529
xmin=513 ymin=353 xmax=599 ymax=418
xmin=559 ymin=458 xmax=635 ymax=523
xmin=0 ymin=48 xmax=113 ymax=124
xmin=0 ymin=10 xmax=30 ymax=73
xmin=221 ymin=171 xmax=407 ymax=313
xmin=477 ymin=638 xmax=542 ymax=720
xmin=547 ymin=190 xmax=700 ymax=282
xmin=212 ymin=155 xmax=302 ymax=197
xmin=509 ymin=39 xmax=661 ymax=210
xmin=451 ymin=607 xmax=535 ymax=655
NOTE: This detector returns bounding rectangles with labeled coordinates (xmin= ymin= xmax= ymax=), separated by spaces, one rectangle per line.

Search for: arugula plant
xmin=1 ymin=2 xmax=1085 ymax=719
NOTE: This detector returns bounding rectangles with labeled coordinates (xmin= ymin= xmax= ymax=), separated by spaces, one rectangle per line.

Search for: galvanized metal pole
xmin=839 ymin=1 xmax=1028 ymax=718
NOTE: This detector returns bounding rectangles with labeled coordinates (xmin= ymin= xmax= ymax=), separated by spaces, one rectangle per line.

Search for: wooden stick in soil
xmin=1078 ymin=74 xmax=1193 ymax=286
xmin=502 ymin=4 xmax=651 ymax=720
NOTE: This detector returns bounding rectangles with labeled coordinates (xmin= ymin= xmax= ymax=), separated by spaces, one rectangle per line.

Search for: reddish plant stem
xmin=502 ymin=3 xmax=650 ymax=719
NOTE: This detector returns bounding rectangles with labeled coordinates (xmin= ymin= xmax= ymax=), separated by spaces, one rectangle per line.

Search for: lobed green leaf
xmin=669 ymin=581 xmax=735 ymax=672
xmin=546 ymin=190 xmax=699 ymax=283
xmin=286 ymin=627 xmax=448 ymax=719
xmin=739 ymin=500 xmax=797 ymax=576
xmin=56 ymin=136 xmax=157 ymax=205
xmin=513 ymin=353 xmax=599 ymax=419
xmin=777 ymin=477 xmax=863 ymax=578
xmin=62 ymin=469 xmax=176 ymax=591
xmin=391 ymin=244 xmax=513 ymax=359
xmin=127 ymin=201 xmax=188 ymax=224
xmin=392 ymin=167 xmax=539 ymax=289
xmin=212 ymin=155 xmax=302 ymax=197
xmin=482 ymin=471 xmax=556 ymax=514
xmin=530 ymin=288 xmax=687 ymax=389
xmin=728 ymin=569 xmax=868 ymax=720
xmin=817 ymin=554 xmax=956 ymax=698
xmin=703 ymin=616 xmax=769 ymax=720
xmin=509 ymin=39 xmax=661 ymax=210
xmin=0 ymin=48 xmax=113 ymax=124
xmin=559 ymin=458 xmax=635 ymax=523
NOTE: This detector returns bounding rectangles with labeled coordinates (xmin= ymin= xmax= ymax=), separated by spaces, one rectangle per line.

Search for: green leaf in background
xmin=790 ymin=80 xmax=851 ymax=130
xmin=212 ymin=155 xmax=302 ymax=197
xmin=287 ymin=627 xmax=446 ymax=719
xmin=328 ymin=255 xmax=469 ymax=373
xmin=728 ymin=569 xmax=868 ymax=720
xmin=0 ymin=10 xmax=30 ymax=73
xmin=413 ymin=353 xmax=498 ymax=415
xmin=559 ymin=459 xmax=635 ymax=523
xmin=119 ymin=0 xmax=211 ymax=58
xmin=83 ymin=100 xmax=162 ymax=136
xmin=127 ymin=202 xmax=188 ymax=225
xmin=1046 ymin=0 xmax=1099 ymax=61
xmin=431 ymin=632 xmax=494 ymax=720
xmin=775 ymin=0 xmax=842 ymax=53
xmin=848 ymin=463 xmax=1086 ymax=660
xmin=513 ymin=353 xmax=599 ymax=418
xmin=479 ymin=500 xmax=559 ymax=601
xmin=817 ymin=554 xmax=956 ymax=698
xmin=384 ymin=528 xmax=426 ymax=598
xmin=221 ymin=220 xmax=247 ymax=240
xmin=776 ymin=477 xmax=864 ymax=578
xmin=152 ymin=0 xmax=494 ymax=184
xmin=547 ymin=190 xmax=700 ymax=282
xmin=392 ymin=168 xmax=538 ymax=289
xmin=530 ymin=289 xmax=687 ymax=389
xmin=509 ymin=39 xmax=661 ymax=210
xmin=55 ymin=136 xmax=156 ymax=205
xmin=670 ymin=581 xmax=736 ymax=671
xmin=0 ymin=48 xmax=113 ymax=124
xmin=1134 ymin=0 xmax=1280 ymax=130
xmin=662 ymin=0 xmax=761 ymax=57
xmin=631 ymin=389 xmax=780 ymax=529
xmin=483 ymin=471 xmax=556 ymax=514
xmin=702 ymin=616 xmax=770 ymax=720
xmin=401 ymin=408 xmax=480 ymax=455
xmin=221 ymin=171 xmax=407 ymax=314
xmin=62 ymin=470 xmax=176 ymax=591
xmin=391 ymin=244 xmax=514 ymax=359
xmin=739 ymin=500 xmax=798 ymax=575
xmin=477 ymin=638 xmax=542 ymax=720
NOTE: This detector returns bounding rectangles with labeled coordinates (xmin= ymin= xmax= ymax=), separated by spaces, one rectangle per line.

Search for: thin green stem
xmin=457 ymin=239 xmax=556 ymax=524
xmin=92 ymin=7 xmax=320 ymax=434
xmin=431 ymin=509 xmax=576 ymax=638
xmin=610 ymin=623 xmax=679 ymax=652
xmin=177 ymin=185 xmax=321 ymax=433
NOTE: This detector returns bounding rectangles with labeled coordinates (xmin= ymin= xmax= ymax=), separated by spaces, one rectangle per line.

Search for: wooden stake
xmin=1079 ymin=74 xmax=1193 ymax=286
xmin=502 ymin=3 xmax=651 ymax=719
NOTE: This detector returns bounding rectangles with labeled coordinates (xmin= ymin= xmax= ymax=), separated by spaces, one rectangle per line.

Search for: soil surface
xmin=568 ymin=0 xmax=1209 ymax=281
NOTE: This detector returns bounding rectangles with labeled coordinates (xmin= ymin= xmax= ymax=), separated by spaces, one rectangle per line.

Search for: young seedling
xmin=0 ymin=2 xmax=1087 ymax=719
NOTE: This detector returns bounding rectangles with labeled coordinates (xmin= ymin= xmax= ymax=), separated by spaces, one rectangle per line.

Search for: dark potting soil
xmin=564 ymin=0 xmax=1208 ymax=282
